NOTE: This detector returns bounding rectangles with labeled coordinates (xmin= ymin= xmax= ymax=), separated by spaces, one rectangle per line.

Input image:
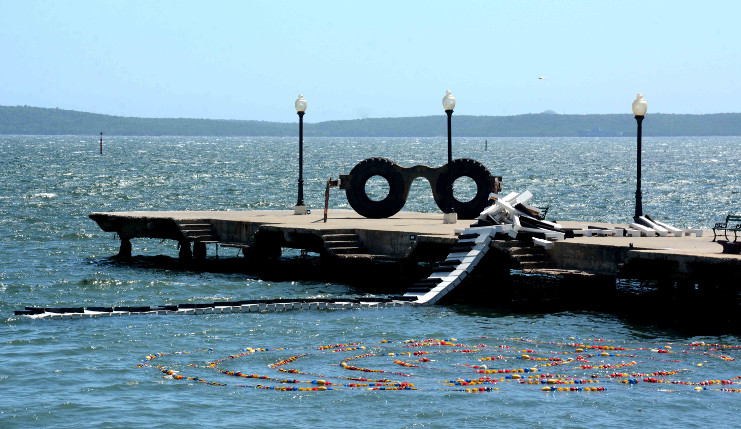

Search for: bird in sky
xmin=538 ymin=76 xmax=546 ymax=80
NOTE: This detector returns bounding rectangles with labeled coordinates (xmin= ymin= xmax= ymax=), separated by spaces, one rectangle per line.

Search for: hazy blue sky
xmin=2 ymin=1 xmax=739 ymax=122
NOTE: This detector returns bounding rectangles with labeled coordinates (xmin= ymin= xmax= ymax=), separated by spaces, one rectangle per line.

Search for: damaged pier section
xmin=87 ymin=209 xmax=740 ymax=332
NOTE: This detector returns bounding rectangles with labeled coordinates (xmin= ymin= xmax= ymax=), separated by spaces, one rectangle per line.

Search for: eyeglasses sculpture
xmin=339 ymin=157 xmax=502 ymax=219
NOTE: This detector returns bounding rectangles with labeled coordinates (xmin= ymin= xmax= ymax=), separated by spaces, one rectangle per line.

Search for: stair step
xmin=323 ymin=231 xmax=364 ymax=255
xmin=321 ymin=231 xmax=393 ymax=259
xmin=175 ymin=220 xmax=219 ymax=244
xmin=507 ymin=246 xmax=545 ymax=255
xmin=492 ymin=239 xmax=532 ymax=248
xmin=187 ymin=234 xmax=218 ymax=240
xmin=336 ymin=253 xmax=395 ymax=261
xmin=220 ymin=243 xmax=250 ymax=248
xmin=323 ymin=233 xmax=359 ymax=240
xmin=522 ymin=268 xmax=594 ymax=276
xmin=185 ymin=234 xmax=219 ymax=240
xmin=330 ymin=247 xmax=364 ymax=254
xmin=518 ymin=261 xmax=554 ymax=269
xmin=325 ymin=240 xmax=360 ymax=247
xmin=513 ymin=253 xmax=546 ymax=262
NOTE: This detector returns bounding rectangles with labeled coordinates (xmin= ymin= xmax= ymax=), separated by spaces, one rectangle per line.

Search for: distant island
xmin=2 ymin=105 xmax=741 ymax=137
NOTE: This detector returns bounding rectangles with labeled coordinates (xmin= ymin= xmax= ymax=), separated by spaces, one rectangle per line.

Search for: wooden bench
xmin=712 ymin=213 xmax=741 ymax=242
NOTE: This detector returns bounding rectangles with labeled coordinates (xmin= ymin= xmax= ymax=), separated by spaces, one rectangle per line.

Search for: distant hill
xmin=2 ymin=105 xmax=741 ymax=137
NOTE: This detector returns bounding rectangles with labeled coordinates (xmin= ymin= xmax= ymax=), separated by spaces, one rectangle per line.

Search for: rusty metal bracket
xmin=324 ymin=177 xmax=341 ymax=223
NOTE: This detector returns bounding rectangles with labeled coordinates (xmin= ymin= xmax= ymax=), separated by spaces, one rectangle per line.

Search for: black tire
xmin=345 ymin=157 xmax=407 ymax=218
xmin=434 ymin=158 xmax=494 ymax=219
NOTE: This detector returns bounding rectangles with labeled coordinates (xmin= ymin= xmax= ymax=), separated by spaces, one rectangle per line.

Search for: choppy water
xmin=1 ymin=135 xmax=740 ymax=427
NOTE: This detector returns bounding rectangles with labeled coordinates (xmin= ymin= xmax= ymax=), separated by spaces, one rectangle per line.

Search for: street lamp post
xmin=442 ymin=90 xmax=457 ymax=224
xmin=294 ymin=94 xmax=307 ymax=215
xmin=632 ymin=93 xmax=647 ymax=222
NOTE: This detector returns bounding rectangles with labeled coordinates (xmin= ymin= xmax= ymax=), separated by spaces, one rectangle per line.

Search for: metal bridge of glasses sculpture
xmin=339 ymin=157 xmax=502 ymax=219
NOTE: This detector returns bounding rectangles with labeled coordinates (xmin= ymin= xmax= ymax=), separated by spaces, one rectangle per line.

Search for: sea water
xmin=1 ymin=136 xmax=739 ymax=427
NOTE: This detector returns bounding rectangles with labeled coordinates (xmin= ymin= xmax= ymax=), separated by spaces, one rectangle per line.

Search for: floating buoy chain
xmin=137 ymin=336 xmax=740 ymax=393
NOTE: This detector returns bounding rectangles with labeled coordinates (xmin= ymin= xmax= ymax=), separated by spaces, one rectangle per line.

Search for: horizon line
xmin=5 ymin=104 xmax=741 ymax=124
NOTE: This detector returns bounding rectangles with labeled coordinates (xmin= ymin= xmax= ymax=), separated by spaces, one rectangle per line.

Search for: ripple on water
xmin=1 ymin=136 xmax=740 ymax=426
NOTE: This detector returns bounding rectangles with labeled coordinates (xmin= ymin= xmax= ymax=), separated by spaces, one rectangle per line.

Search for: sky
xmin=1 ymin=0 xmax=739 ymax=123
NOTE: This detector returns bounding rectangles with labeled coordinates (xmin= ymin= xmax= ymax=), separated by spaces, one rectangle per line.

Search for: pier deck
xmin=89 ymin=209 xmax=741 ymax=282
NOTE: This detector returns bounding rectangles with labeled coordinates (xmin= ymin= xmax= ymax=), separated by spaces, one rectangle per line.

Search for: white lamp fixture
xmin=442 ymin=89 xmax=456 ymax=111
xmin=632 ymin=93 xmax=647 ymax=116
xmin=295 ymin=94 xmax=307 ymax=113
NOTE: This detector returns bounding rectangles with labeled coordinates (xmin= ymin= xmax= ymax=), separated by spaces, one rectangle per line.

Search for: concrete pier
xmin=90 ymin=209 xmax=459 ymax=261
xmin=84 ymin=209 xmax=741 ymax=331
xmin=81 ymin=210 xmax=741 ymax=326
xmin=89 ymin=210 xmax=739 ymax=276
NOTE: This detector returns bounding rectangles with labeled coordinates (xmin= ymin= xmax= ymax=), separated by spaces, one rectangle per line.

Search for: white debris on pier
xmin=403 ymin=191 xmax=560 ymax=304
xmin=401 ymin=191 xmax=702 ymax=305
